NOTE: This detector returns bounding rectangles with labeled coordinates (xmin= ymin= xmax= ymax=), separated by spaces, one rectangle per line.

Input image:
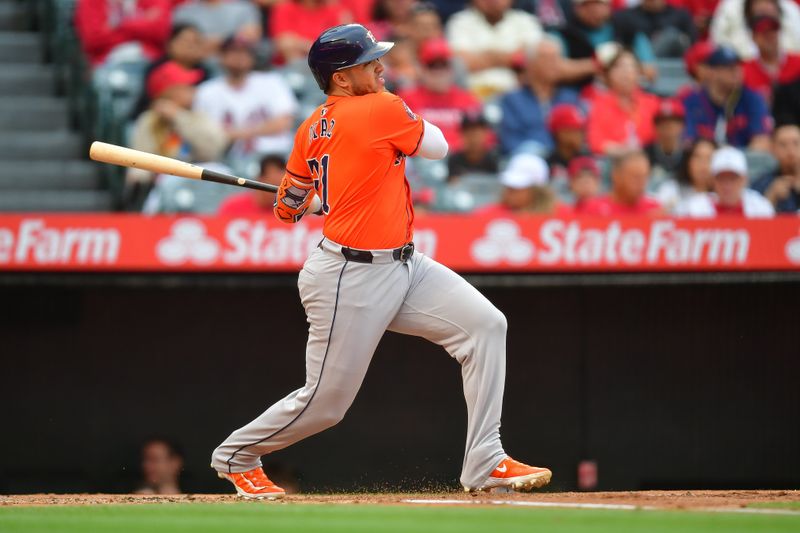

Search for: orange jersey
xmin=283 ymin=90 xmax=424 ymax=249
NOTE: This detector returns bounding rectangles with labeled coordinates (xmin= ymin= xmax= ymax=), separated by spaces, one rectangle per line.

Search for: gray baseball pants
xmin=211 ymin=238 xmax=507 ymax=490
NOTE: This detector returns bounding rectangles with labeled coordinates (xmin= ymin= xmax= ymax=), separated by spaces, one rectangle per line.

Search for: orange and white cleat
xmin=472 ymin=457 xmax=552 ymax=492
xmin=217 ymin=467 xmax=285 ymax=500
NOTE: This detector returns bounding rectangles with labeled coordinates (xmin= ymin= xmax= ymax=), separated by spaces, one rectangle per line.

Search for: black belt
xmin=340 ymin=242 xmax=415 ymax=264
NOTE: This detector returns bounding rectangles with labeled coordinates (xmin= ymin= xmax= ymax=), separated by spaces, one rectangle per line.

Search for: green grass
xmin=1 ymin=503 xmax=799 ymax=533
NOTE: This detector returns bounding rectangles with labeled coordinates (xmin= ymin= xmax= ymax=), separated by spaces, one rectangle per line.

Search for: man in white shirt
xmin=675 ymin=145 xmax=775 ymax=217
xmin=194 ymin=37 xmax=299 ymax=162
xmin=446 ymin=0 xmax=543 ymax=98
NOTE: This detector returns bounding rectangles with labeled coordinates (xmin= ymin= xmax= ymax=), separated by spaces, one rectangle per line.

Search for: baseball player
xmin=211 ymin=24 xmax=552 ymax=498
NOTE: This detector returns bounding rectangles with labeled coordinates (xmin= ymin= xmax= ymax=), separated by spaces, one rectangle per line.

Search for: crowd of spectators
xmin=75 ymin=0 xmax=800 ymax=218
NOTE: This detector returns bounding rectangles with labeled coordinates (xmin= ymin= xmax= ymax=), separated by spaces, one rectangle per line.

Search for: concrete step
xmin=0 ymin=32 xmax=41 ymax=62
xmin=0 ymin=64 xmax=54 ymax=95
xmin=0 ymin=3 xmax=28 ymax=32
xmin=0 ymin=190 xmax=114 ymax=212
xmin=0 ymin=160 xmax=100 ymax=190
xmin=0 ymin=97 xmax=69 ymax=130
xmin=0 ymin=131 xmax=84 ymax=159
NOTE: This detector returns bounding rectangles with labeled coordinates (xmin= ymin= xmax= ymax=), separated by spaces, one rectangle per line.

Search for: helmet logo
xmin=366 ymin=30 xmax=377 ymax=44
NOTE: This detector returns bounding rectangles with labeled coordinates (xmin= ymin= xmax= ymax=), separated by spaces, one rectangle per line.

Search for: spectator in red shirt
xmin=218 ymin=154 xmax=286 ymax=215
xmin=398 ymin=39 xmax=482 ymax=152
xmin=568 ymin=156 xmax=603 ymax=214
xmin=269 ymin=0 xmax=353 ymax=63
xmin=581 ymin=150 xmax=663 ymax=215
xmin=587 ymin=45 xmax=662 ymax=155
xmin=742 ymin=15 xmax=800 ymax=104
xmin=75 ymin=0 xmax=172 ymax=66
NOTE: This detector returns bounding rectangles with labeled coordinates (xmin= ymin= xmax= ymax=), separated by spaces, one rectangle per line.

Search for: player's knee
xmin=479 ymin=306 xmax=507 ymax=337
xmin=317 ymin=403 xmax=348 ymax=429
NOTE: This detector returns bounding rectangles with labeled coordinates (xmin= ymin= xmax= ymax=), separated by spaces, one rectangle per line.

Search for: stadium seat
xmin=649 ymin=58 xmax=690 ymax=98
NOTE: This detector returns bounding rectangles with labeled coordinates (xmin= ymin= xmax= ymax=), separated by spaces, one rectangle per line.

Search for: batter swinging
xmin=212 ymin=24 xmax=552 ymax=498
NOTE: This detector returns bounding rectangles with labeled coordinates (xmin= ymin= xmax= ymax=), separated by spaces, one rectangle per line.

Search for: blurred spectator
xmin=675 ymin=145 xmax=774 ymax=216
xmin=673 ymin=0 xmax=720 ymax=38
xmin=478 ymin=153 xmax=562 ymax=214
xmin=132 ymin=24 xmax=213 ymax=118
xmin=679 ymin=40 xmax=714 ymax=97
xmin=269 ymin=0 xmax=352 ymax=64
xmin=194 ymin=38 xmax=298 ymax=161
xmin=655 ymin=137 xmax=716 ymax=212
xmin=751 ymin=124 xmax=800 ymax=212
xmin=75 ymin=0 xmax=172 ymax=66
xmin=587 ymin=46 xmax=661 ymax=155
xmin=497 ymin=37 xmax=582 ymax=155
xmin=535 ymin=0 xmax=572 ymax=30
xmin=551 ymin=0 xmax=656 ymax=89
xmin=126 ymin=61 xmax=228 ymax=204
xmin=369 ymin=0 xmax=417 ymax=39
xmin=645 ymin=99 xmax=686 ymax=182
xmin=567 ymin=156 xmax=602 ymax=213
xmin=546 ymin=103 xmax=588 ymax=183
xmin=447 ymin=113 xmax=500 ymax=180
xmin=742 ymin=15 xmax=800 ymax=104
xmin=135 ymin=438 xmax=183 ymax=495
xmin=446 ymin=0 xmax=543 ymax=97
xmin=218 ymin=154 xmax=285 ymax=215
xmin=773 ymin=77 xmax=800 ymax=127
xmin=408 ymin=2 xmax=445 ymax=53
xmin=709 ymin=0 xmax=800 ymax=61
xmin=397 ymin=39 xmax=481 ymax=152
xmin=580 ymin=149 xmax=663 ymax=215
xmin=681 ymin=46 xmax=772 ymax=151
xmin=173 ymin=0 xmax=262 ymax=51
xmin=612 ymin=0 xmax=696 ymax=58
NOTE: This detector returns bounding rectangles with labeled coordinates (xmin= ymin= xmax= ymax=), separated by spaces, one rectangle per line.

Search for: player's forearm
xmin=417 ymin=120 xmax=448 ymax=160
xmin=274 ymin=173 xmax=316 ymax=223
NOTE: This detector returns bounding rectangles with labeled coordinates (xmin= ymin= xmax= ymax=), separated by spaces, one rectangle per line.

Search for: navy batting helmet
xmin=307 ymin=24 xmax=394 ymax=92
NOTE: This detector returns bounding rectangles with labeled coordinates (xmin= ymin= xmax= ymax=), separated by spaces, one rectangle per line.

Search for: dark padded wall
xmin=1 ymin=279 xmax=798 ymax=493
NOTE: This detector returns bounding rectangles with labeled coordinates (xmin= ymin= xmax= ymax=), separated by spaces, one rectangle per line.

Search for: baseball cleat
xmin=217 ymin=467 xmax=285 ymax=500
xmin=470 ymin=457 xmax=552 ymax=492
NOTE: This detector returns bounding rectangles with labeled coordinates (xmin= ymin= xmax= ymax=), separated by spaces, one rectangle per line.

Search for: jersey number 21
xmin=306 ymin=154 xmax=331 ymax=215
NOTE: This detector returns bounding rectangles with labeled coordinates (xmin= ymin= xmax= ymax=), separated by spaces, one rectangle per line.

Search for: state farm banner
xmin=1 ymin=214 xmax=799 ymax=272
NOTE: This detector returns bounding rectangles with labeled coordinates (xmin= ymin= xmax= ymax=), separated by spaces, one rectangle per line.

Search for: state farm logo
xmin=785 ymin=234 xmax=800 ymax=264
xmin=471 ymin=220 xmax=535 ymax=265
xmin=156 ymin=219 xmax=220 ymax=265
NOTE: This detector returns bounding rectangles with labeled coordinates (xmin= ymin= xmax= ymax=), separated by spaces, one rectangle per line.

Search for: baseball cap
xmin=146 ymin=61 xmax=203 ymax=99
xmin=568 ymin=156 xmax=600 ymax=180
xmin=419 ymin=38 xmax=451 ymax=65
xmin=710 ymin=146 xmax=748 ymax=176
xmin=705 ymin=46 xmax=740 ymax=67
xmin=750 ymin=15 xmax=781 ymax=34
xmin=501 ymin=153 xmax=549 ymax=188
xmin=655 ymin=99 xmax=686 ymax=122
xmin=684 ymin=40 xmax=714 ymax=79
xmin=548 ymin=104 xmax=586 ymax=132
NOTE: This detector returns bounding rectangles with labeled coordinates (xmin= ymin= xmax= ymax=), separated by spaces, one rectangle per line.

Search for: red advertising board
xmin=0 ymin=214 xmax=799 ymax=272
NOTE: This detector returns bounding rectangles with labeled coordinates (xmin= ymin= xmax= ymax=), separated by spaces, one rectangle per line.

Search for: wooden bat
xmin=88 ymin=141 xmax=278 ymax=193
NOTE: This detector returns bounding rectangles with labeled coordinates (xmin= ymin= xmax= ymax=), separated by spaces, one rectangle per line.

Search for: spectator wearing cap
xmin=126 ymin=61 xmax=228 ymax=205
xmin=612 ymin=0 xmax=696 ymax=58
xmin=709 ymin=0 xmax=800 ymax=61
xmin=567 ymin=156 xmax=603 ymax=213
xmin=478 ymin=153 xmax=567 ymax=215
xmin=586 ymin=46 xmax=661 ymax=155
xmin=742 ymin=15 xmax=800 ymax=104
xmin=173 ymin=0 xmax=261 ymax=52
xmin=218 ymin=155 xmax=286 ymax=215
xmin=446 ymin=0 xmax=543 ymax=98
xmin=681 ymin=45 xmax=772 ymax=151
xmin=497 ymin=37 xmax=582 ymax=155
xmin=75 ymin=0 xmax=172 ymax=67
xmin=397 ymin=39 xmax=482 ymax=152
xmin=194 ymin=38 xmax=298 ymax=162
xmin=675 ymin=145 xmax=774 ymax=216
xmin=270 ymin=0 xmax=353 ymax=64
xmin=752 ymin=124 xmax=800 ymax=212
xmin=655 ymin=137 xmax=716 ymax=212
xmin=447 ymin=114 xmax=500 ymax=181
xmin=678 ymin=40 xmax=715 ymax=98
xmin=645 ymin=99 xmax=686 ymax=183
xmin=132 ymin=24 xmax=213 ymax=119
xmin=581 ymin=150 xmax=663 ymax=215
xmin=546 ymin=103 xmax=589 ymax=184
xmin=551 ymin=0 xmax=657 ymax=90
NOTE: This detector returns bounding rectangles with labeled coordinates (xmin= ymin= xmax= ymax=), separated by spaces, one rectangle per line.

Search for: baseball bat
xmin=88 ymin=141 xmax=279 ymax=193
